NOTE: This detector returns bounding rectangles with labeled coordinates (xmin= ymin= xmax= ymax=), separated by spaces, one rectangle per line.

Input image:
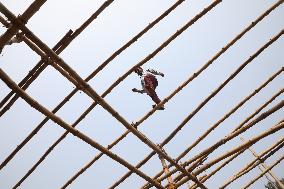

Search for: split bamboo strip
xmin=220 ymin=139 xmax=284 ymax=188
xmin=190 ymin=138 xmax=284 ymax=189
xmin=142 ymin=101 xmax=284 ymax=189
xmin=0 ymin=0 xmax=47 ymax=52
xmin=139 ymin=29 xmax=284 ymax=189
xmin=1 ymin=5 xmax=207 ymax=188
xmin=240 ymin=137 xmax=284 ymax=189
xmin=174 ymin=121 xmax=284 ymax=188
xmin=91 ymin=3 xmax=284 ymax=188
xmin=0 ymin=69 xmax=164 ymax=189
xmin=0 ymin=0 xmax=116 ymax=168
xmin=0 ymin=0 xmax=188 ymax=172
xmin=4 ymin=1 xmax=223 ymax=187
xmin=242 ymin=155 xmax=284 ymax=189
xmin=0 ymin=15 xmax=10 ymax=28
xmin=0 ymin=0 xmax=115 ymax=116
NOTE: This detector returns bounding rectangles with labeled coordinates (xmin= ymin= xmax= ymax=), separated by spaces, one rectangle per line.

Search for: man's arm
xmin=147 ymin=69 xmax=164 ymax=77
xmin=132 ymin=88 xmax=145 ymax=94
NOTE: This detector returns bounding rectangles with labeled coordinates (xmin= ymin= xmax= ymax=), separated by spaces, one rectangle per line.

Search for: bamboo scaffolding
xmin=0 ymin=0 xmax=187 ymax=172
xmin=0 ymin=4 xmax=207 ymax=189
xmin=220 ymin=139 xmax=284 ymax=188
xmin=189 ymin=138 xmax=284 ymax=189
xmin=139 ymin=29 xmax=284 ymax=188
xmin=0 ymin=0 xmax=115 ymax=116
xmin=118 ymin=77 xmax=284 ymax=189
xmin=0 ymin=0 xmax=46 ymax=52
xmin=174 ymin=121 xmax=284 ymax=188
xmin=0 ymin=15 xmax=10 ymax=28
xmin=240 ymin=137 xmax=284 ymax=189
xmin=142 ymin=101 xmax=284 ymax=189
xmin=242 ymin=155 xmax=284 ymax=189
xmin=0 ymin=1 xmax=223 ymax=188
xmin=67 ymin=3 xmax=284 ymax=188
xmin=0 ymin=69 xmax=165 ymax=189
xmin=0 ymin=0 xmax=116 ymax=169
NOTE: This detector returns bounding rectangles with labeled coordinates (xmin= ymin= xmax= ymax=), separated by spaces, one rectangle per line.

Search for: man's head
xmin=134 ymin=67 xmax=143 ymax=76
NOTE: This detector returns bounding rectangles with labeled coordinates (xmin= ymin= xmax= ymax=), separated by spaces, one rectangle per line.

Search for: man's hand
xmin=132 ymin=88 xmax=139 ymax=92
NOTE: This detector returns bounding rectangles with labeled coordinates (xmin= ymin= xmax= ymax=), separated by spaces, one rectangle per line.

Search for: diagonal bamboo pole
xmin=0 ymin=4 xmax=207 ymax=188
xmin=0 ymin=0 xmax=47 ymax=52
xmin=0 ymin=0 xmax=188 ymax=172
xmin=220 ymin=139 xmax=284 ymax=188
xmin=242 ymin=155 xmax=284 ymax=189
xmin=0 ymin=0 xmax=115 ymax=116
xmin=139 ymin=30 xmax=284 ymax=188
xmin=0 ymin=15 xmax=10 ymax=27
xmin=84 ymin=3 xmax=284 ymax=188
xmin=174 ymin=121 xmax=284 ymax=188
xmin=0 ymin=69 xmax=165 ymax=189
xmin=0 ymin=0 xmax=116 ymax=169
xmin=142 ymin=101 xmax=284 ymax=189
xmin=190 ymin=138 xmax=284 ymax=189
xmin=240 ymin=137 xmax=284 ymax=189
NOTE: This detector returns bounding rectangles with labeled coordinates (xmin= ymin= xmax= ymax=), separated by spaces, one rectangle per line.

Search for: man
xmin=132 ymin=66 xmax=165 ymax=110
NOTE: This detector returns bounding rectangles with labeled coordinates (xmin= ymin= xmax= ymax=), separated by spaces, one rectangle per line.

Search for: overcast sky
xmin=0 ymin=0 xmax=283 ymax=189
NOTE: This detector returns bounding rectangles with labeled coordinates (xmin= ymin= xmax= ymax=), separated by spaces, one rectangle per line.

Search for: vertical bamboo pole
xmin=158 ymin=146 xmax=175 ymax=189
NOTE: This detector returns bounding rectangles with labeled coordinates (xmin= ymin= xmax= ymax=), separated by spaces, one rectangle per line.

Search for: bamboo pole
xmin=242 ymin=155 xmax=284 ymax=189
xmin=0 ymin=0 xmax=115 ymax=116
xmin=174 ymin=122 xmax=284 ymax=188
xmin=0 ymin=69 xmax=165 ymax=189
xmin=220 ymin=138 xmax=284 ymax=188
xmin=0 ymin=0 xmax=116 ymax=168
xmin=0 ymin=15 xmax=10 ymax=27
xmin=0 ymin=4 xmax=207 ymax=189
xmin=142 ymin=101 xmax=284 ymax=189
xmin=140 ymin=29 xmax=284 ymax=188
xmin=0 ymin=0 xmax=47 ymax=52
xmin=240 ymin=137 xmax=284 ymax=189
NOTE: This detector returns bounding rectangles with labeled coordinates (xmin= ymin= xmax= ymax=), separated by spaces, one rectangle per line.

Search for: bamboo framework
xmin=0 ymin=0 xmax=283 ymax=189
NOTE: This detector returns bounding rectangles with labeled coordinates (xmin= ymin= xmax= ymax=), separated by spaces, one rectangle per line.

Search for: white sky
xmin=0 ymin=0 xmax=283 ymax=189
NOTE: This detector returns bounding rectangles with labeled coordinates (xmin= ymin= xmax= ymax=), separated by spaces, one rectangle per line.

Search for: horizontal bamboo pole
xmin=0 ymin=0 xmax=46 ymax=52
xmin=0 ymin=68 xmax=164 ymax=189
xmin=242 ymin=155 xmax=284 ymax=189
xmin=174 ymin=121 xmax=284 ymax=188
xmin=220 ymin=138 xmax=284 ymax=188
xmin=1 ymin=4 xmax=207 ymax=188
xmin=140 ymin=29 xmax=284 ymax=189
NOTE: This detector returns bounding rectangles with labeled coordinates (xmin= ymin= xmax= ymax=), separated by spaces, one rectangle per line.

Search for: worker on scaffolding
xmin=132 ymin=66 xmax=165 ymax=110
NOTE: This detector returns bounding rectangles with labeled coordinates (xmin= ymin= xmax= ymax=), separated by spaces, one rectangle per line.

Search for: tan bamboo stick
xmin=0 ymin=0 xmax=116 ymax=168
xmin=140 ymin=29 xmax=284 ymax=188
xmin=242 ymin=155 xmax=284 ymax=189
xmin=190 ymin=138 xmax=284 ymax=189
xmin=220 ymin=138 xmax=284 ymax=188
xmin=142 ymin=101 xmax=284 ymax=189
xmin=174 ymin=122 xmax=284 ymax=188
xmin=1 ymin=5 xmax=207 ymax=188
xmin=0 ymin=15 xmax=10 ymax=27
xmin=0 ymin=0 xmax=47 ymax=52
xmin=0 ymin=0 xmax=115 ymax=116
xmin=0 ymin=68 xmax=165 ymax=189
xmin=0 ymin=0 xmax=188 ymax=172
xmin=240 ymin=137 xmax=284 ymax=189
